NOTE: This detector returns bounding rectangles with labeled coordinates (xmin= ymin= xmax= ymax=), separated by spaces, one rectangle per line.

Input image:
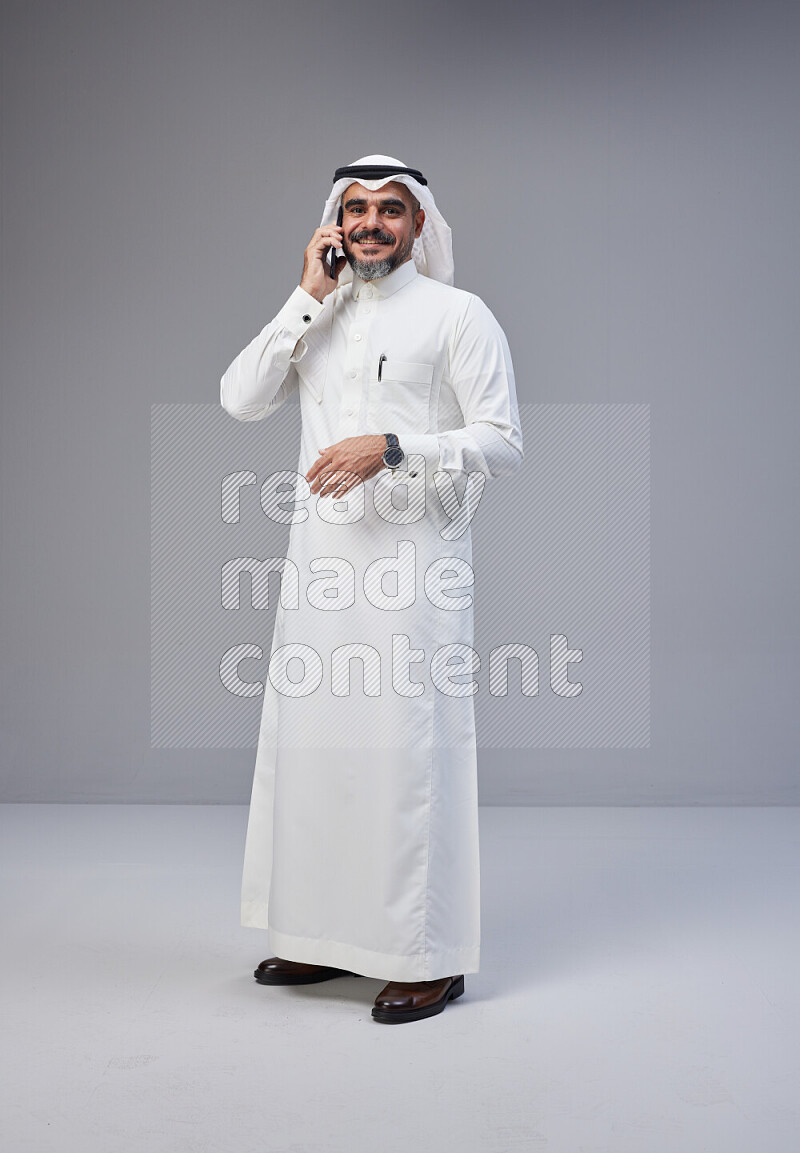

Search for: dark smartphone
xmin=328 ymin=205 xmax=344 ymax=278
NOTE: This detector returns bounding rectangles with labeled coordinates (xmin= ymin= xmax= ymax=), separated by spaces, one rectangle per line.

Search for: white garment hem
xmin=264 ymin=926 xmax=480 ymax=982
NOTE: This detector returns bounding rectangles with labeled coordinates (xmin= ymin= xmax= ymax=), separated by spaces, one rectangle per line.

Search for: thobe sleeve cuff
xmin=274 ymin=286 xmax=326 ymax=348
xmin=400 ymin=433 xmax=441 ymax=480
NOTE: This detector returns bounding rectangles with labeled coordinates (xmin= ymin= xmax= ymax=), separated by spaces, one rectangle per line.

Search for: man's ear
xmin=414 ymin=209 xmax=426 ymax=238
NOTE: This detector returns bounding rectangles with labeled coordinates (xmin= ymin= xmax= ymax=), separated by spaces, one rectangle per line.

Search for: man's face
xmin=340 ymin=181 xmax=425 ymax=281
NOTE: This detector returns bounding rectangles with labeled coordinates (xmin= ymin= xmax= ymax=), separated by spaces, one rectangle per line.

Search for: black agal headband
xmin=333 ymin=164 xmax=428 ymax=187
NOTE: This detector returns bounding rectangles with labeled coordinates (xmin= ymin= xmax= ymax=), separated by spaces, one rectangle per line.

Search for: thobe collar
xmin=351 ymin=257 xmax=418 ymax=301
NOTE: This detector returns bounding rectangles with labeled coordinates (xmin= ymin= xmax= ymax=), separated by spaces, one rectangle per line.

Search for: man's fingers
xmin=305 ymin=446 xmax=334 ymax=485
xmin=310 ymin=227 xmax=343 ymax=251
xmin=317 ymin=468 xmax=349 ymax=492
xmin=308 ymin=462 xmax=340 ymax=492
xmin=321 ymin=477 xmax=361 ymax=498
xmin=315 ymin=467 xmax=362 ymax=497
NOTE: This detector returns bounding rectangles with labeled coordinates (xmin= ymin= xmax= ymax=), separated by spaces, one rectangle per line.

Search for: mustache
xmin=349 ymin=229 xmax=395 ymax=245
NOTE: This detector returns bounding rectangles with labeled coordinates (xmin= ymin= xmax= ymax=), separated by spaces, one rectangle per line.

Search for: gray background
xmin=1 ymin=0 xmax=797 ymax=803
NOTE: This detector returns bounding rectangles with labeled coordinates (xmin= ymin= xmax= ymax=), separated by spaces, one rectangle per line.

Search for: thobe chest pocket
xmin=368 ymin=359 xmax=435 ymax=433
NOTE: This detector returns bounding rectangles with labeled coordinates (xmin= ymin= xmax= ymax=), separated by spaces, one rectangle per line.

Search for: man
xmin=220 ymin=154 xmax=523 ymax=1024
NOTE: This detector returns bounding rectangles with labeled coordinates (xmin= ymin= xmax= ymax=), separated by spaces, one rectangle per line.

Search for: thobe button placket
xmin=339 ymin=302 xmax=373 ymax=435
xmin=337 ymin=282 xmax=384 ymax=436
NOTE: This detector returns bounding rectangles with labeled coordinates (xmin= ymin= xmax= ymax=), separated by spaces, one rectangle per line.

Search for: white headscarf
xmin=319 ymin=153 xmax=454 ymax=287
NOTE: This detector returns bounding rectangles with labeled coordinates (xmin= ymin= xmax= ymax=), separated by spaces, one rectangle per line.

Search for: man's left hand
xmin=305 ymin=435 xmax=387 ymax=496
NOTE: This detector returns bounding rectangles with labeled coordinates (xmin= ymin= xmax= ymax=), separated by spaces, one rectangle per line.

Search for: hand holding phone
xmin=300 ymin=206 xmax=345 ymax=303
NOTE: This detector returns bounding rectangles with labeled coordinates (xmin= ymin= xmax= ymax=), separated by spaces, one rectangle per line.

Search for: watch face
xmin=383 ymin=446 xmax=404 ymax=468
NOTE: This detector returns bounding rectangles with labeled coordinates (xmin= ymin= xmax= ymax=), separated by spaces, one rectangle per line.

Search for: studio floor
xmin=1 ymin=803 xmax=798 ymax=1152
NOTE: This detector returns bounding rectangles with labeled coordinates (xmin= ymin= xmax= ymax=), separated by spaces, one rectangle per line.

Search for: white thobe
xmin=220 ymin=257 xmax=523 ymax=980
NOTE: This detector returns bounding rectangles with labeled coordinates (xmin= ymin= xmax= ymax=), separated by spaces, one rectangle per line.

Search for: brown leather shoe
xmin=371 ymin=974 xmax=465 ymax=1023
xmin=254 ymin=955 xmax=362 ymax=985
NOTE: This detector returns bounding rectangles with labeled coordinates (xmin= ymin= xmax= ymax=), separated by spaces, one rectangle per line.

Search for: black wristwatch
xmin=381 ymin=432 xmax=405 ymax=472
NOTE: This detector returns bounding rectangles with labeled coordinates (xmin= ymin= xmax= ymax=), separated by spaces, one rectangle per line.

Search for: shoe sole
xmin=371 ymin=974 xmax=465 ymax=1023
xmin=254 ymin=967 xmax=362 ymax=985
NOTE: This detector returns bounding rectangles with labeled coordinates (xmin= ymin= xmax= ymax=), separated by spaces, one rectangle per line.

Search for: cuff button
xmin=302 ymin=313 xmax=312 ymax=323
xmin=410 ymin=472 xmax=417 ymax=477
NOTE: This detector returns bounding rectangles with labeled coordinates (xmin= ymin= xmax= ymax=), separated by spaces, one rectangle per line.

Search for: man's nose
xmin=364 ymin=205 xmax=381 ymax=229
